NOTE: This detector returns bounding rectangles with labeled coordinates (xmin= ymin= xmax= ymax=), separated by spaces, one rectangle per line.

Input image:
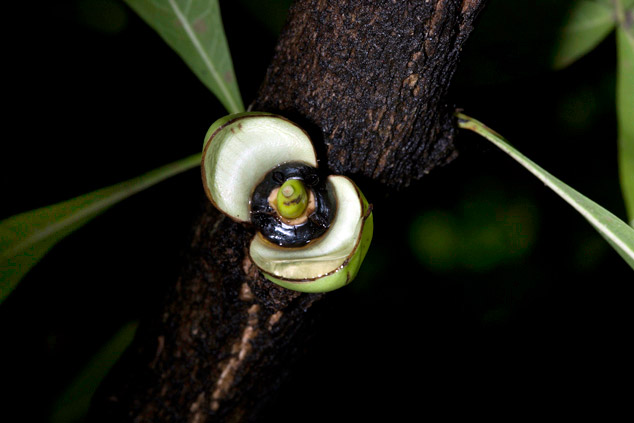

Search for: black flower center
xmin=250 ymin=162 xmax=335 ymax=247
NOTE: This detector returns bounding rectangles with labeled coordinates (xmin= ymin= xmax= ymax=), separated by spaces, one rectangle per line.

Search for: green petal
xmin=202 ymin=113 xmax=318 ymax=222
xmin=252 ymin=176 xmax=373 ymax=292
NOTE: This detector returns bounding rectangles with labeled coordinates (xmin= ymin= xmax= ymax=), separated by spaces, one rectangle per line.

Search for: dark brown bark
xmin=91 ymin=0 xmax=485 ymax=421
xmin=253 ymin=0 xmax=485 ymax=187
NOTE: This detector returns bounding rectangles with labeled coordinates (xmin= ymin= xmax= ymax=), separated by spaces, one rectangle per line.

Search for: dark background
xmin=1 ymin=0 xmax=632 ymax=420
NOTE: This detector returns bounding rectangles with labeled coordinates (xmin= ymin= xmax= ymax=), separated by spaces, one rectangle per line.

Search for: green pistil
xmin=277 ymin=179 xmax=308 ymax=219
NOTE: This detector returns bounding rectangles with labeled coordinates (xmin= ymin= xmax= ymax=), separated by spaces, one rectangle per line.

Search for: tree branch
xmin=90 ymin=1 xmax=486 ymax=421
xmin=253 ymin=0 xmax=485 ymax=187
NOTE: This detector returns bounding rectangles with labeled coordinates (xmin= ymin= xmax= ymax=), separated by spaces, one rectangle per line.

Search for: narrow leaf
xmin=456 ymin=113 xmax=634 ymax=270
xmin=50 ymin=321 xmax=139 ymax=423
xmin=617 ymin=19 xmax=634 ymax=225
xmin=552 ymin=0 xmax=616 ymax=69
xmin=0 ymin=153 xmax=201 ymax=304
xmin=124 ymin=0 xmax=244 ymax=113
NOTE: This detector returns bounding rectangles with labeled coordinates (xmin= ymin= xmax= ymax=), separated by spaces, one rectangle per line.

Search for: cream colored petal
xmin=250 ymin=176 xmax=364 ymax=280
xmin=202 ymin=113 xmax=318 ymax=222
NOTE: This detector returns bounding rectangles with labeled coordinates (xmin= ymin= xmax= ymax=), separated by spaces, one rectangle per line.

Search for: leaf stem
xmin=456 ymin=112 xmax=634 ymax=269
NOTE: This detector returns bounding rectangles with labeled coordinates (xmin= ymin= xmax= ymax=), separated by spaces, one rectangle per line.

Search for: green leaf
xmin=0 ymin=153 xmax=201 ymax=304
xmin=596 ymin=0 xmax=633 ymax=7
xmin=552 ymin=0 xmax=616 ymax=69
xmin=617 ymin=14 xmax=634 ymax=225
xmin=50 ymin=321 xmax=139 ymax=423
xmin=456 ymin=113 xmax=634 ymax=270
xmin=621 ymin=0 xmax=634 ymax=9
xmin=124 ymin=0 xmax=244 ymax=114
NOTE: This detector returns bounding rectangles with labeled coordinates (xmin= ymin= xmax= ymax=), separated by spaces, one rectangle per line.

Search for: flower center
xmin=276 ymin=179 xmax=308 ymax=219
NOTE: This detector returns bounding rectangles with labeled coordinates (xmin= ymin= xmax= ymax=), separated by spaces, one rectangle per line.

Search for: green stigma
xmin=277 ymin=179 xmax=308 ymax=219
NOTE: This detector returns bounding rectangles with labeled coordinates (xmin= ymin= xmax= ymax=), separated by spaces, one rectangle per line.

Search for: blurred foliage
xmin=456 ymin=112 xmax=634 ymax=269
xmin=552 ymin=0 xmax=615 ymax=69
xmin=409 ymin=181 xmax=538 ymax=272
xmin=617 ymin=22 xmax=634 ymax=224
xmin=74 ymin=0 xmax=129 ymax=33
xmin=1 ymin=0 xmax=632 ymax=421
xmin=50 ymin=322 xmax=138 ymax=423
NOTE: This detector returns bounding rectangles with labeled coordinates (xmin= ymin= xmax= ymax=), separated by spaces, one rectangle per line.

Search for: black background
xmin=1 ymin=0 xmax=632 ymax=421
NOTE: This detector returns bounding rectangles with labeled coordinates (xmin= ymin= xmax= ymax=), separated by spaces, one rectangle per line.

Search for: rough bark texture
xmin=91 ymin=0 xmax=485 ymax=421
xmin=253 ymin=0 xmax=485 ymax=187
xmin=92 ymin=204 xmax=323 ymax=422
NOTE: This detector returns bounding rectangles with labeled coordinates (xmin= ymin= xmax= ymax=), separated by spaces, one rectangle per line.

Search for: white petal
xmin=202 ymin=113 xmax=318 ymax=222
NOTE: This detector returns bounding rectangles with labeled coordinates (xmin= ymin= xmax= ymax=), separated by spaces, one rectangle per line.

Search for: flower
xmin=201 ymin=113 xmax=373 ymax=293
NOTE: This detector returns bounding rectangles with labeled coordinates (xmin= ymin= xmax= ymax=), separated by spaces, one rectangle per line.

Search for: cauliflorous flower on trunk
xmin=201 ymin=113 xmax=373 ymax=293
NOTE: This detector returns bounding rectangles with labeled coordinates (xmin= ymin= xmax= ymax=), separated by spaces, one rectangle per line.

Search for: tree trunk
xmin=91 ymin=0 xmax=485 ymax=421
